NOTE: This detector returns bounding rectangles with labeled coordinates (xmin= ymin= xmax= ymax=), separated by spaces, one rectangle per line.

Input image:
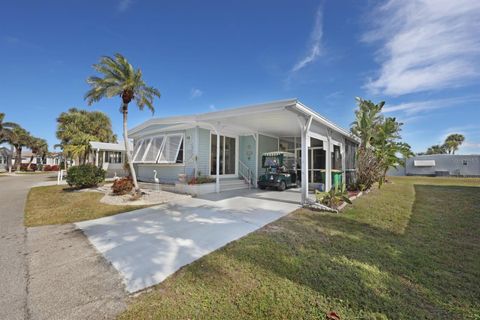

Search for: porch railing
xmin=238 ymin=160 xmax=254 ymax=189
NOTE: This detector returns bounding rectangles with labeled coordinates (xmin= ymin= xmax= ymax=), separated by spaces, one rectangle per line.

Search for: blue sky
xmin=1 ymin=0 xmax=479 ymax=154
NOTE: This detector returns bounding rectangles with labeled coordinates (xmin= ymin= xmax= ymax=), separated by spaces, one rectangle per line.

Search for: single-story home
xmin=19 ymin=151 xmax=62 ymax=166
xmin=88 ymin=141 xmax=131 ymax=178
xmin=0 ymin=147 xmax=13 ymax=172
xmin=129 ymin=99 xmax=359 ymax=204
xmin=388 ymin=154 xmax=480 ymax=177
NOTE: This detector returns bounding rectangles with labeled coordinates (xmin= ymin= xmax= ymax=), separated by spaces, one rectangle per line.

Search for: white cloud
xmin=118 ymin=0 xmax=133 ymax=12
xmin=291 ymin=6 xmax=324 ymax=73
xmin=363 ymin=0 xmax=480 ymax=96
xmin=190 ymin=88 xmax=203 ymax=99
xmin=208 ymin=104 xmax=216 ymax=111
xmin=383 ymin=95 xmax=480 ymax=115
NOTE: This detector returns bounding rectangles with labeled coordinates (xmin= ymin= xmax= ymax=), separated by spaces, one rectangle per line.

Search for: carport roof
xmin=129 ymin=98 xmax=358 ymax=142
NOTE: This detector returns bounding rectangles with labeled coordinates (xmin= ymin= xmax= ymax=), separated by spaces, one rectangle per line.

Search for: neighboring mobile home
xmin=129 ymin=99 xmax=359 ymax=204
xmin=89 ymin=141 xmax=131 ymax=178
xmin=0 ymin=147 xmax=12 ymax=172
xmin=388 ymin=154 xmax=480 ymax=177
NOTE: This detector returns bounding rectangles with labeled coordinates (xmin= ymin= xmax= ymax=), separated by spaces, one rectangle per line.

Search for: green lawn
xmin=25 ymin=185 xmax=146 ymax=227
xmin=119 ymin=176 xmax=480 ymax=320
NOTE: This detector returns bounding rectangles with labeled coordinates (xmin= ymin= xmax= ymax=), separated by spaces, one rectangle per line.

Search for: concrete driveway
xmin=76 ymin=188 xmax=300 ymax=293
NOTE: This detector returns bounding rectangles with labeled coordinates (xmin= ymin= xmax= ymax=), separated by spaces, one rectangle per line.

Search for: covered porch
xmin=131 ymin=99 xmax=358 ymax=204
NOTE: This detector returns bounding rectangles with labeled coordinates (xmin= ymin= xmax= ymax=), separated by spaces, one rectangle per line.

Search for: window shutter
xmin=143 ymin=136 xmax=165 ymax=162
xmin=133 ymin=139 xmax=147 ymax=162
xmin=162 ymin=135 xmax=183 ymax=163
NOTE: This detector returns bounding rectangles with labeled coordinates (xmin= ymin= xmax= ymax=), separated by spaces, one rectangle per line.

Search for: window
xmin=143 ymin=136 xmax=165 ymax=163
xmin=176 ymin=140 xmax=184 ymax=163
xmin=463 ymin=160 xmax=468 ymax=166
xmin=105 ymin=151 xmax=123 ymax=164
xmin=210 ymin=134 xmax=236 ymax=175
xmin=332 ymin=145 xmax=342 ymax=170
xmin=133 ymin=139 xmax=147 ymax=162
xmin=160 ymin=135 xmax=183 ymax=163
xmin=133 ymin=134 xmax=184 ymax=164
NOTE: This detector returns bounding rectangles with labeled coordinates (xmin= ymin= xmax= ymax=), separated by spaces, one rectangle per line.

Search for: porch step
xmin=219 ymin=177 xmax=250 ymax=191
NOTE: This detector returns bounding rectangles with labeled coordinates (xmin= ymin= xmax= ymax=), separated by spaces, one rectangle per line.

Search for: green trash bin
xmin=331 ymin=171 xmax=343 ymax=188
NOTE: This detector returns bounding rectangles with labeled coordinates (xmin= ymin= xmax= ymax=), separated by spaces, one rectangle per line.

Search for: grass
xmin=119 ymin=176 xmax=480 ymax=320
xmin=24 ymin=185 xmax=147 ymax=227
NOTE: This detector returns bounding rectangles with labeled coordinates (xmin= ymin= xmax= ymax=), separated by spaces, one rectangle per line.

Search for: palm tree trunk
xmin=27 ymin=154 xmax=34 ymax=170
xmin=122 ymin=103 xmax=140 ymax=193
xmin=15 ymin=147 xmax=22 ymax=171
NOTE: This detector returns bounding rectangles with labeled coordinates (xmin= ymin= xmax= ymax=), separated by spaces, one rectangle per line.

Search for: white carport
xmin=129 ymin=99 xmax=358 ymax=204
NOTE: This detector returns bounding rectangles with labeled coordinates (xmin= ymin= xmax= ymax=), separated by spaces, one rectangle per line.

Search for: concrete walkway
xmin=0 ymin=174 xmax=127 ymax=320
xmin=77 ymin=188 xmax=300 ymax=293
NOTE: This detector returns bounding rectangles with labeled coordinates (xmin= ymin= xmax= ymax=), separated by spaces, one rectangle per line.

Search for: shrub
xmin=20 ymin=163 xmax=37 ymax=172
xmin=315 ymin=184 xmax=352 ymax=209
xmin=43 ymin=165 xmax=60 ymax=171
xmin=66 ymin=164 xmax=105 ymax=189
xmin=112 ymin=177 xmax=134 ymax=195
xmin=188 ymin=176 xmax=215 ymax=185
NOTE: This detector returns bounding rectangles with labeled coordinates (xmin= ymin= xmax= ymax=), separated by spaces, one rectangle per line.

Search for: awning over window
xmin=414 ymin=160 xmax=435 ymax=167
xmin=133 ymin=134 xmax=183 ymax=164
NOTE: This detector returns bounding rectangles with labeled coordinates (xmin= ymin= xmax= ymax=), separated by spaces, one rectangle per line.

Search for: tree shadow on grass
xmin=215 ymin=184 xmax=480 ymax=319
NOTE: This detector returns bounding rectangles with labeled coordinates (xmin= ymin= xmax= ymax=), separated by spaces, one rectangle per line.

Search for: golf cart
xmin=257 ymin=151 xmax=298 ymax=191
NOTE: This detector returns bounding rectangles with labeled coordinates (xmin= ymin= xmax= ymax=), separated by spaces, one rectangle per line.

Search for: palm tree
xmin=426 ymin=144 xmax=447 ymax=155
xmin=0 ymin=112 xmax=19 ymax=143
xmin=350 ymin=98 xmax=384 ymax=148
xmin=8 ymin=126 xmax=31 ymax=171
xmin=444 ymin=134 xmax=465 ymax=154
xmin=56 ymin=108 xmax=116 ymax=165
xmin=85 ymin=53 xmax=161 ymax=193
xmin=27 ymin=137 xmax=48 ymax=170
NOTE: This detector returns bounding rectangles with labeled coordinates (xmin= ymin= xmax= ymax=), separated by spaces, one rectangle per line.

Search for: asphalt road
xmin=0 ymin=174 xmax=127 ymax=320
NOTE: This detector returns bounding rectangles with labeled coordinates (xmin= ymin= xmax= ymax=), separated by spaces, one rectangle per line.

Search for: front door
xmin=211 ymin=134 xmax=237 ymax=175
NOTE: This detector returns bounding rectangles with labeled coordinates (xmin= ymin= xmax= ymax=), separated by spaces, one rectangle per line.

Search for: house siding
xmin=405 ymin=155 xmax=480 ymax=176
xmin=197 ymin=128 xmax=210 ymax=177
xmin=387 ymin=155 xmax=480 ymax=177
xmin=239 ymin=135 xmax=257 ymax=178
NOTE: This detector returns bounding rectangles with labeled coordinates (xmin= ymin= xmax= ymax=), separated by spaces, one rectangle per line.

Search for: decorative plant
xmin=350 ymin=97 xmax=413 ymax=190
xmin=316 ymin=184 xmax=352 ymax=209
xmin=66 ymin=164 xmax=106 ymax=189
xmin=112 ymin=177 xmax=134 ymax=195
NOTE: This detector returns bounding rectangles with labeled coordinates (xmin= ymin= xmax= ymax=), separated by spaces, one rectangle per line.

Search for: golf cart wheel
xmin=259 ymin=186 xmax=266 ymax=190
xmin=278 ymin=181 xmax=286 ymax=191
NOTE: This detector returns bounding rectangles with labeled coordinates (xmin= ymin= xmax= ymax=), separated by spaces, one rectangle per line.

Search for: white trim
xmin=129 ymin=99 xmax=357 ymax=143
xmin=173 ymin=135 xmax=184 ymax=164
xmin=141 ymin=138 xmax=154 ymax=163
xmin=154 ymin=137 xmax=167 ymax=163
xmin=132 ymin=139 xmax=145 ymax=162
xmin=309 ymin=131 xmax=328 ymax=143
xmin=135 ymin=163 xmax=186 ymax=167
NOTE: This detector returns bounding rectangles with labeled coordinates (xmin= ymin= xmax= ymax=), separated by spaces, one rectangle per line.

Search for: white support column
xmin=253 ymin=133 xmax=258 ymax=185
xmin=325 ymin=131 xmax=332 ymax=191
xmin=95 ymin=149 xmax=99 ymax=167
xmin=194 ymin=126 xmax=199 ymax=177
xmin=216 ymin=129 xmax=221 ymax=193
xmin=341 ymin=140 xmax=346 ymax=186
xmin=299 ymin=115 xmax=313 ymax=204
xmin=301 ymin=130 xmax=309 ymax=204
